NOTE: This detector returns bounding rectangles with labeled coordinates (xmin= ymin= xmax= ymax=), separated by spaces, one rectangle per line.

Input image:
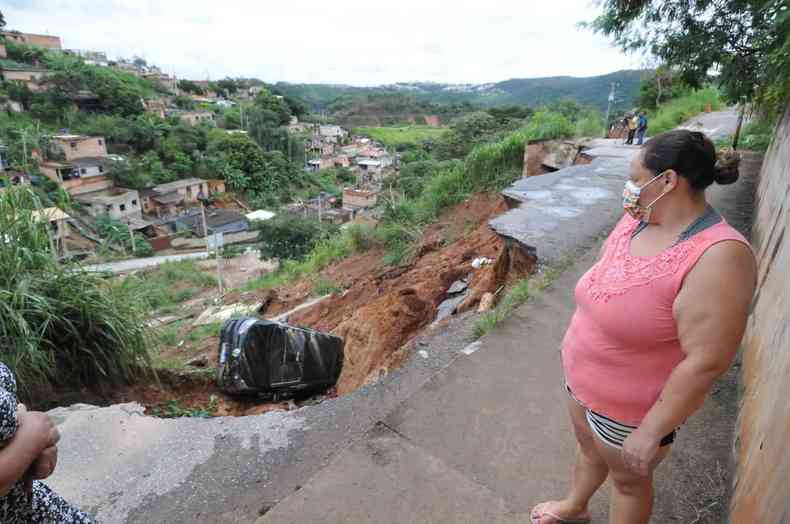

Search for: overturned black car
xmin=216 ymin=317 xmax=344 ymax=400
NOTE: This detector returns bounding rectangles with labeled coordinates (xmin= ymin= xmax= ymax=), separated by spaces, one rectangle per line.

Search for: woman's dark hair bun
xmin=713 ymin=148 xmax=741 ymax=185
xmin=642 ymin=129 xmax=739 ymax=190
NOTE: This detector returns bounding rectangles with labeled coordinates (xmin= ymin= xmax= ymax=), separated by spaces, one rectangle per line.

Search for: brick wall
xmin=1 ymin=69 xmax=51 ymax=91
xmin=730 ymin=104 xmax=790 ymax=523
xmin=54 ymin=137 xmax=108 ymax=161
xmin=1 ymin=31 xmax=62 ymax=49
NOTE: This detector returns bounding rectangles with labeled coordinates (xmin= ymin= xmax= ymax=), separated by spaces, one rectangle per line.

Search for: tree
xmin=132 ymin=56 xmax=148 ymax=69
xmin=173 ymin=95 xmax=196 ymax=110
xmin=589 ymin=0 xmax=790 ymax=107
xmin=254 ymin=88 xmax=292 ymax=125
xmin=434 ymin=111 xmax=501 ymax=160
xmin=178 ymin=80 xmax=205 ymax=95
xmin=0 ymin=9 xmax=5 ymax=29
xmin=254 ymin=214 xmax=338 ymax=261
xmin=215 ymin=78 xmax=239 ymax=96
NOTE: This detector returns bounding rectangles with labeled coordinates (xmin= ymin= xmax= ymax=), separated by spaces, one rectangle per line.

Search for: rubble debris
xmin=187 ymin=355 xmax=209 ymax=368
xmin=435 ymin=292 xmax=469 ymax=323
xmin=461 ymin=341 xmax=482 ymax=355
xmin=447 ymin=278 xmax=470 ymax=295
xmin=472 ymin=257 xmax=493 ymax=269
xmin=478 ymin=292 xmax=496 ymax=312
xmin=193 ymin=302 xmax=261 ymax=326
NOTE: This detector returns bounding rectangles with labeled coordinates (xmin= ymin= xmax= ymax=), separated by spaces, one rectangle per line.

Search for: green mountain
xmin=275 ymin=69 xmax=646 ymax=113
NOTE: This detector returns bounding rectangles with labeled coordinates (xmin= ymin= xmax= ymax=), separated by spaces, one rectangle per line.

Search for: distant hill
xmin=275 ymin=70 xmax=647 ymax=115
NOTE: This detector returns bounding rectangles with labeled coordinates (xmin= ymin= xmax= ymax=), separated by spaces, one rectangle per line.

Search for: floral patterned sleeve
xmin=0 ymin=363 xmax=18 ymax=443
xmin=0 ymin=362 xmax=98 ymax=523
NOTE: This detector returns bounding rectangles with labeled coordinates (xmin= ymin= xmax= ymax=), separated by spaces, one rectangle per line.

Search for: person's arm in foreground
xmin=0 ymin=410 xmax=60 ymax=496
xmin=622 ymin=241 xmax=756 ymax=475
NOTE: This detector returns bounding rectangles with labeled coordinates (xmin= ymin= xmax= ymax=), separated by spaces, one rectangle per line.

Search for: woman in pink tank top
xmin=531 ymin=130 xmax=756 ymax=524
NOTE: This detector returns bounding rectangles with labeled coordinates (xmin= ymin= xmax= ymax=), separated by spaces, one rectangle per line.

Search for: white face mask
xmin=622 ymin=172 xmax=667 ymax=222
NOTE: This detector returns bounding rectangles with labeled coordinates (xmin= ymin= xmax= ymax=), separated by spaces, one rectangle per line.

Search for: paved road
xmin=47 ymin=109 xmax=746 ymax=524
xmin=83 ymin=251 xmax=210 ymax=274
xmin=675 ymin=108 xmax=741 ymax=140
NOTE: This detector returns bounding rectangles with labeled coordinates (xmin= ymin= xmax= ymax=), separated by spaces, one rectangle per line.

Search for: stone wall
xmin=730 ymin=104 xmax=790 ymax=523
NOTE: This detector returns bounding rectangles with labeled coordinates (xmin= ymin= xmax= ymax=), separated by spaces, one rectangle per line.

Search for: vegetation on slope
xmin=0 ymin=188 xmax=152 ymax=396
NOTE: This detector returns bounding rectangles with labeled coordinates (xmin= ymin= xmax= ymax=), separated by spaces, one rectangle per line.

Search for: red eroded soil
xmin=257 ymin=193 xmax=530 ymax=394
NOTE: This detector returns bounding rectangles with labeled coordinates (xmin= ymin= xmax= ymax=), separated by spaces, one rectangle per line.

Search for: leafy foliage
xmin=95 ymin=214 xmax=153 ymax=256
xmin=352 ymin=125 xmax=448 ymax=149
xmin=0 ymin=187 xmax=152 ymax=396
xmin=647 ymin=88 xmax=722 ymax=135
xmin=255 ymin=214 xmax=339 ymax=261
xmin=589 ymin=0 xmax=790 ymax=109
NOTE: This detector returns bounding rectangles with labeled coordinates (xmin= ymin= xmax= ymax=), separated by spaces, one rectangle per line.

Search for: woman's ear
xmin=662 ymin=170 xmax=679 ymax=192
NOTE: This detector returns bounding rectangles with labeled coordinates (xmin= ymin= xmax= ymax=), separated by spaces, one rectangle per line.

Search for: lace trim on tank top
xmin=584 ymin=210 xmax=722 ymax=303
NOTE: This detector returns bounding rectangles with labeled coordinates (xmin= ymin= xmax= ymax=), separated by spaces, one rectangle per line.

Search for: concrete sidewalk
xmin=257 ymin=247 xmax=601 ymax=523
xmin=257 ymin=149 xmax=757 ymax=524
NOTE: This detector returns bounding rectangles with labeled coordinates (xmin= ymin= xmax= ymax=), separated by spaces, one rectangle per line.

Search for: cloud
xmin=2 ymin=0 xmax=640 ymax=85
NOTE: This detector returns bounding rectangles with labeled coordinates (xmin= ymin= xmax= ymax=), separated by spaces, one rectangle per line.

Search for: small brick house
xmin=1 ymin=31 xmax=62 ymax=50
xmin=50 ymin=135 xmax=108 ymax=161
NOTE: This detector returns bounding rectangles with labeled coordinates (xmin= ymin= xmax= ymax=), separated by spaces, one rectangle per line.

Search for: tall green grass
xmin=120 ymin=260 xmax=216 ymax=310
xmin=246 ymin=223 xmax=377 ymax=291
xmin=739 ymin=118 xmax=777 ymax=152
xmin=353 ymin=125 xmax=448 ymax=148
xmin=648 ymin=87 xmax=722 ymax=135
xmin=0 ymin=188 xmax=152 ymax=396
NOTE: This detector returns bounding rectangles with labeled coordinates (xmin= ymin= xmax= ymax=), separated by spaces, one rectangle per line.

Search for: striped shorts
xmin=565 ymin=384 xmax=676 ymax=449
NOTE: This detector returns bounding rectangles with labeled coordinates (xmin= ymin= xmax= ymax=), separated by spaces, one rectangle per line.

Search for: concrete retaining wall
xmin=731 ymin=104 xmax=790 ymax=523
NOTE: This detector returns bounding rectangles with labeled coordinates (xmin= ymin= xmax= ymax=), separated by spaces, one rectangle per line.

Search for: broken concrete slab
xmin=435 ymin=292 xmax=468 ymax=323
xmin=45 ymin=402 xmax=307 ymax=524
xmin=447 ymin=278 xmax=469 ymax=295
xmin=192 ymin=302 xmax=260 ymax=326
xmin=491 ymin=153 xmax=636 ymax=265
xmin=268 ymin=295 xmax=330 ymax=323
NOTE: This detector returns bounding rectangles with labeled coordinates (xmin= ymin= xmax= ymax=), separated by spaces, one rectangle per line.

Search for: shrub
xmin=648 ymin=87 xmax=722 ymax=135
xmin=255 ymin=214 xmax=338 ymax=261
xmin=0 ymin=188 xmax=152 ymax=396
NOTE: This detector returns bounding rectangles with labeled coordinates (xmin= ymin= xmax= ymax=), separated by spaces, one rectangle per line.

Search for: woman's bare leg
xmin=532 ymin=398 xmax=609 ymax=522
xmin=592 ymin=434 xmax=672 ymax=524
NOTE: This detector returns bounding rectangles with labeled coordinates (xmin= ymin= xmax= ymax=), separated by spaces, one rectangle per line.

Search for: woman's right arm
xmin=0 ymin=411 xmax=59 ymax=496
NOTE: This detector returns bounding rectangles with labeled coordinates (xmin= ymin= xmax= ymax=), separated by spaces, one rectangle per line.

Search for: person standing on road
xmin=625 ymin=114 xmax=637 ymax=145
xmin=0 ymin=362 xmax=97 ymax=523
xmin=636 ymin=111 xmax=648 ymax=145
xmin=620 ymin=115 xmax=630 ymax=144
xmin=530 ymin=130 xmax=755 ymax=524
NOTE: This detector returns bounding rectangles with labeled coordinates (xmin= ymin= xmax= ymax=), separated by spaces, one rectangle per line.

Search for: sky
xmin=3 ymin=0 xmax=641 ymax=86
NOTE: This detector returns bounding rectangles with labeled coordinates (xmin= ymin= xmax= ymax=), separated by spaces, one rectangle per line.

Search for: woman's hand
xmin=621 ymin=427 xmax=661 ymax=476
xmin=30 ymin=446 xmax=59 ymax=479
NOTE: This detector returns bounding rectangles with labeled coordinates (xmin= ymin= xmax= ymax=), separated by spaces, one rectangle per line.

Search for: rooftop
xmin=153 ymin=178 xmax=207 ymax=193
xmin=151 ymin=192 xmax=184 ymax=205
xmin=31 ymin=207 xmax=70 ymax=223
xmin=75 ymin=187 xmax=138 ymax=204
xmin=178 ymin=208 xmax=247 ymax=228
xmin=72 ymin=157 xmax=107 ymax=168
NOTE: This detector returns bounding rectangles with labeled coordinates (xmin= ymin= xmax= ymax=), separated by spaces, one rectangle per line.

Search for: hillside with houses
xmin=0 ymin=26 xmax=405 ymax=260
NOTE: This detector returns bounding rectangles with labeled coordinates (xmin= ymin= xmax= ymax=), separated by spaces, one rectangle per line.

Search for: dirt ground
xmin=51 ymin=193 xmax=531 ymax=418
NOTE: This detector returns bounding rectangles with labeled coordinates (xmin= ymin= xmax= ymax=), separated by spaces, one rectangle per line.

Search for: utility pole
xmin=603 ymin=82 xmax=616 ymax=138
xmin=200 ymin=202 xmax=209 ymax=238
xmin=732 ymin=96 xmax=748 ymax=150
xmin=215 ymin=236 xmax=224 ymax=295
xmin=127 ymin=221 xmax=136 ymax=255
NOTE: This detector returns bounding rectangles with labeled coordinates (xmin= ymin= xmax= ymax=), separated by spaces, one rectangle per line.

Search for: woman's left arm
xmin=622 ymin=240 xmax=756 ymax=475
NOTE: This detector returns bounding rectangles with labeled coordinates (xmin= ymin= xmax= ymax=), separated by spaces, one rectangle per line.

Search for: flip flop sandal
xmin=530 ymin=503 xmax=591 ymax=524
